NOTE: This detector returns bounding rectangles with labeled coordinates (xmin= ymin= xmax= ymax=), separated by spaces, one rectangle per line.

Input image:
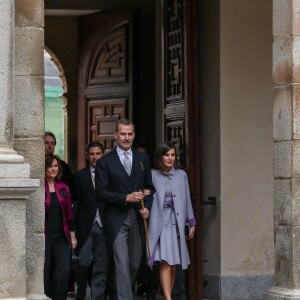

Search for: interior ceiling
xmin=45 ymin=0 xmax=154 ymax=14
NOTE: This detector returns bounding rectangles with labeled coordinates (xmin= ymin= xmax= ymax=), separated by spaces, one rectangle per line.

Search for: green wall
xmin=45 ymin=85 xmax=65 ymax=159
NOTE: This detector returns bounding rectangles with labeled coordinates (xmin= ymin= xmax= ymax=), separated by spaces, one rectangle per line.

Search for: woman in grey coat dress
xmin=147 ymin=142 xmax=196 ymax=300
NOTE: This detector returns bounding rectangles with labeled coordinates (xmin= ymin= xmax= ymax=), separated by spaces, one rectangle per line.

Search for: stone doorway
xmin=44 ymin=48 xmax=68 ymax=161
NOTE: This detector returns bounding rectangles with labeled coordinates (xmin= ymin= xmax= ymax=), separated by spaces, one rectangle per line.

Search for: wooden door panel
xmin=88 ymin=26 xmax=128 ymax=85
xmin=158 ymin=0 xmax=202 ymax=298
xmin=162 ymin=0 xmax=187 ymax=169
xmin=165 ymin=116 xmax=186 ymax=169
xmin=165 ymin=0 xmax=184 ymax=103
xmin=78 ymin=11 xmax=136 ymax=169
xmin=87 ymin=98 xmax=127 ymax=149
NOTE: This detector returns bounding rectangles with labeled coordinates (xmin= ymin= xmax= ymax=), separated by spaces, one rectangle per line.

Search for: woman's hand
xmin=140 ymin=207 xmax=150 ymax=219
xmin=70 ymin=231 xmax=77 ymax=249
xmin=187 ymin=226 xmax=195 ymax=240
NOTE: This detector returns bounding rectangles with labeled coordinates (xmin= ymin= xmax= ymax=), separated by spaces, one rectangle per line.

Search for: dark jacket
xmin=95 ymin=147 xmax=155 ymax=245
xmin=45 ymin=180 xmax=74 ymax=242
xmin=74 ymin=166 xmax=106 ymax=250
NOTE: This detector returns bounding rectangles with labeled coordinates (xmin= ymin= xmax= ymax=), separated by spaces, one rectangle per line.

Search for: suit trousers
xmin=44 ymin=233 xmax=71 ymax=300
xmin=112 ymin=207 xmax=142 ymax=300
xmin=77 ymin=222 xmax=107 ymax=300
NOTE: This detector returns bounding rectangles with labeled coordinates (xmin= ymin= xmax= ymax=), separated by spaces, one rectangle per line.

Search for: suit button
xmin=173 ymin=195 xmax=176 ymax=197
xmin=177 ymin=213 xmax=179 ymax=215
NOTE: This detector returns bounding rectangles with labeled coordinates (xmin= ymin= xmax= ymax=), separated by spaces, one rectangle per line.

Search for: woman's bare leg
xmin=160 ymin=262 xmax=176 ymax=300
xmin=171 ymin=265 xmax=176 ymax=290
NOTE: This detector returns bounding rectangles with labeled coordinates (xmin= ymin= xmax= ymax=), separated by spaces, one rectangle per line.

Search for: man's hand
xmin=126 ymin=191 xmax=144 ymax=203
xmin=143 ymin=189 xmax=150 ymax=196
xmin=140 ymin=207 xmax=149 ymax=219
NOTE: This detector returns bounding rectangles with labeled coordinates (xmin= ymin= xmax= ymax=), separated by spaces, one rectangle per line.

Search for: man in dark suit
xmin=74 ymin=141 xmax=107 ymax=300
xmin=44 ymin=131 xmax=74 ymax=190
xmin=95 ymin=119 xmax=155 ymax=300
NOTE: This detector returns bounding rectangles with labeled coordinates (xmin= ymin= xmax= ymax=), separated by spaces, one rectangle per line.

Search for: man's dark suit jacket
xmin=95 ymin=148 xmax=155 ymax=246
xmin=74 ymin=166 xmax=106 ymax=251
xmin=60 ymin=159 xmax=75 ymax=202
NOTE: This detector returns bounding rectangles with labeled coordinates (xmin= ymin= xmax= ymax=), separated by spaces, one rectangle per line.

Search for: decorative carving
xmin=165 ymin=0 xmax=184 ymax=104
xmin=87 ymin=99 xmax=127 ymax=149
xmin=163 ymin=0 xmax=186 ymax=168
xmin=88 ymin=26 xmax=127 ymax=86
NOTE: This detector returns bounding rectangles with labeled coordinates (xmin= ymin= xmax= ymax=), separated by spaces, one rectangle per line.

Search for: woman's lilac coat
xmin=148 ymin=168 xmax=196 ymax=270
xmin=45 ymin=180 xmax=74 ymax=242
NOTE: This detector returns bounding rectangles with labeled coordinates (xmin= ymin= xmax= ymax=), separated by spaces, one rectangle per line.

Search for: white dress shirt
xmin=116 ymin=146 xmax=133 ymax=168
xmin=90 ymin=166 xmax=103 ymax=227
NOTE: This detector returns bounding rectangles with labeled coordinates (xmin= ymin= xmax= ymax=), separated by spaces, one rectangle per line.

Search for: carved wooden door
xmin=78 ymin=12 xmax=137 ymax=168
xmin=157 ymin=0 xmax=202 ymax=298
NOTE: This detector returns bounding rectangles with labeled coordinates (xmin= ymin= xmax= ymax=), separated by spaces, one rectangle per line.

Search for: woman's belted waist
xmin=163 ymin=196 xmax=174 ymax=208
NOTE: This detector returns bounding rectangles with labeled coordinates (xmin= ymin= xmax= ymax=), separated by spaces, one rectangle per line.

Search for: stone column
xmin=265 ymin=0 xmax=300 ymax=299
xmin=0 ymin=0 xmax=24 ymax=162
xmin=14 ymin=0 xmax=45 ymax=299
xmin=0 ymin=0 xmax=40 ymax=299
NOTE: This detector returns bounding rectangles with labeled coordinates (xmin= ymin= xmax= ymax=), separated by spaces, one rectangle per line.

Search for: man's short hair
xmin=86 ymin=141 xmax=105 ymax=155
xmin=115 ymin=119 xmax=135 ymax=133
xmin=45 ymin=131 xmax=57 ymax=145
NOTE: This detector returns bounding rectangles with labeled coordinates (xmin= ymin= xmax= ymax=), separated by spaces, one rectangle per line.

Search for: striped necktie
xmin=123 ymin=152 xmax=131 ymax=176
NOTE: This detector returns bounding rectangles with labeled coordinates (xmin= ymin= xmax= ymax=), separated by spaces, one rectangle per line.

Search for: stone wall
xmin=202 ymin=0 xmax=274 ymax=299
xmin=265 ymin=0 xmax=300 ymax=299
xmin=15 ymin=0 xmax=45 ymax=299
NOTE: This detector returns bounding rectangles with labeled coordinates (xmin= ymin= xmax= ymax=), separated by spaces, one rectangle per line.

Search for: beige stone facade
xmin=265 ymin=0 xmax=300 ymax=299
xmin=0 ymin=0 xmax=44 ymax=299
xmin=1 ymin=0 xmax=300 ymax=299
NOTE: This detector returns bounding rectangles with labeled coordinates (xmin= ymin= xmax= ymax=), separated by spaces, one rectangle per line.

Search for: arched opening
xmin=44 ymin=48 xmax=68 ymax=161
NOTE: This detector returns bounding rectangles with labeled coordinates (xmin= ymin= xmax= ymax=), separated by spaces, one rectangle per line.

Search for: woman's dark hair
xmin=153 ymin=141 xmax=177 ymax=171
xmin=45 ymin=153 xmax=62 ymax=180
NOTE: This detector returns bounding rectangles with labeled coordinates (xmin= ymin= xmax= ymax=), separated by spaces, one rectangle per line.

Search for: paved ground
xmin=67 ymin=290 xmax=164 ymax=300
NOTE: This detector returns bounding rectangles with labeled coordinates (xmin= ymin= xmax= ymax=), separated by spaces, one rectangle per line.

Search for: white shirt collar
xmin=116 ymin=146 xmax=132 ymax=156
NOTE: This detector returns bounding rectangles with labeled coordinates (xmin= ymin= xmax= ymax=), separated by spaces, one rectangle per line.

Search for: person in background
xmin=74 ymin=141 xmax=107 ymax=300
xmin=44 ymin=131 xmax=74 ymax=191
xmin=135 ymin=143 xmax=147 ymax=154
xmin=95 ymin=119 xmax=155 ymax=300
xmin=44 ymin=131 xmax=76 ymax=293
xmin=44 ymin=153 xmax=77 ymax=300
xmin=147 ymin=142 xmax=196 ymax=300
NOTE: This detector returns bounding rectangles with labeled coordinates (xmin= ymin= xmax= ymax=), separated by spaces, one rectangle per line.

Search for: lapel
xmin=111 ymin=147 xmax=131 ymax=178
xmin=132 ymin=150 xmax=141 ymax=190
xmin=82 ymin=166 xmax=95 ymax=192
xmin=156 ymin=171 xmax=167 ymax=210
xmin=111 ymin=148 xmax=139 ymax=191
